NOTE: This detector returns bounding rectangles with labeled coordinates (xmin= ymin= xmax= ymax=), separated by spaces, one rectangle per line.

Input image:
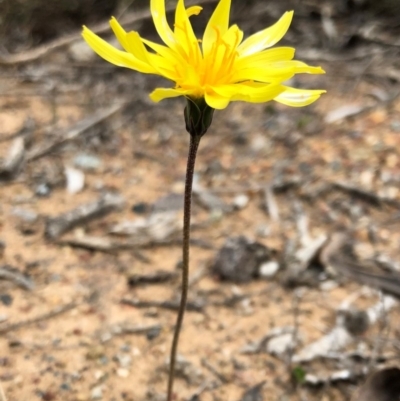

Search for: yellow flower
xmin=82 ymin=0 xmax=325 ymax=110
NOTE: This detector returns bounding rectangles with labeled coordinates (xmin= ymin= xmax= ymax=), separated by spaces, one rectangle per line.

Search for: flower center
xmin=173 ymin=23 xmax=240 ymax=94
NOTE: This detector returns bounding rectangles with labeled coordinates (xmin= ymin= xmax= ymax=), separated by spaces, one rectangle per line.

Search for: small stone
xmin=259 ymin=261 xmax=280 ymax=278
xmin=267 ymin=332 xmax=294 ymax=355
xmin=233 ymin=194 xmax=249 ymax=210
xmin=0 ymin=294 xmax=13 ymax=306
xmin=115 ymin=354 xmax=131 ymax=368
xmin=256 ymin=225 xmax=270 ymax=238
xmin=65 ymin=166 xmax=85 ymax=194
xmin=116 ymin=368 xmax=129 ymax=378
xmin=94 ymin=370 xmax=105 ymax=381
xmin=73 ymin=154 xmax=102 ymax=171
xmin=131 ymin=202 xmax=150 ymax=214
xmin=60 ymin=383 xmax=71 ymax=391
xmin=11 ymin=207 xmax=38 ymax=222
xmin=35 ymin=183 xmax=51 ymax=197
xmin=146 ymin=326 xmax=161 ymax=341
xmin=99 ymin=356 xmax=109 ymax=365
xmin=131 ymin=347 xmax=141 ymax=357
xmin=86 ymin=346 xmax=105 ymax=361
xmin=120 ymin=344 xmax=131 ymax=353
xmin=91 ymin=385 xmax=103 ymax=400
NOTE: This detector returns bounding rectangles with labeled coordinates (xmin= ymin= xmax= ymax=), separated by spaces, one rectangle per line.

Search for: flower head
xmin=82 ymin=0 xmax=325 ymax=110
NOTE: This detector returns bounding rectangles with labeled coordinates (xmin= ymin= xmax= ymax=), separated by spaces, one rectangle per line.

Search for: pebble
xmin=35 ymin=183 xmax=51 ymax=197
xmin=267 ymin=332 xmax=294 ymax=355
xmin=120 ymin=344 xmax=131 ymax=353
xmin=256 ymin=225 xmax=270 ymax=238
xmin=131 ymin=347 xmax=141 ymax=357
xmin=233 ymin=194 xmax=249 ymax=210
xmin=131 ymin=202 xmax=150 ymax=214
xmin=86 ymin=346 xmax=105 ymax=360
xmin=116 ymin=368 xmax=129 ymax=378
xmin=11 ymin=207 xmax=38 ymax=222
xmin=73 ymin=154 xmax=102 ymax=171
xmin=65 ymin=166 xmax=85 ymax=194
xmin=115 ymin=354 xmax=131 ymax=368
xmin=146 ymin=326 xmax=161 ymax=341
xmin=60 ymin=382 xmax=71 ymax=391
xmin=0 ymin=294 xmax=13 ymax=306
xmin=91 ymin=385 xmax=103 ymax=400
xmin=259 ymin=261 xmax=280 ymax=278
xmin=94 ymin=370 xmax=105 ymax=381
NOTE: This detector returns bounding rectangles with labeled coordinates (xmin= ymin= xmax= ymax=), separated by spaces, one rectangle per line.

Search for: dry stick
xmin=0 ymin=302 xmax=78 ymax=334
xmin=0 ymin=0 xmax=217 ymax=66
xmin=26 ymin=103 xmax=123 ymax=162
xmin=167 ymin=134 xmax=201 ymax=401
xmin=0 ymin=383 xmax=7 ymax=401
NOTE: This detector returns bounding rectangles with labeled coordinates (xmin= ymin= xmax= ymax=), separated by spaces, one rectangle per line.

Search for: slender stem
xmin=167 ymin=134 xmax=201 ymax=401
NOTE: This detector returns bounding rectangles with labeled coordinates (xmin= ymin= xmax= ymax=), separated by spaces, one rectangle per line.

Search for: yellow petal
xmin=149 ymin=87 xmax=191 ymax=102
xmin=82 ymin=26 xmax=156 ymax=73
xmin=202 ymin=0 xmax=231 ymax=55
xmin=274 ymin=87 xmax=326 ymax=107
xmin=291 ymin=61 xmax=325 ymax=74
xmin=110 ymin=17 xmax=129 ymax=52
xmin=222 ymin=24 xmax=243 ymax=48
xmin=212 ymin=82 xmax=283 ymax=101
xmin=174 ymin=0 xmax=201 ymax=59
xmin=205 ymin=90 xmax=231 ymax=109
xmin=238 ymin=11 xmax=293 ymax=57
xmin=142 ymin=38 xmax=186 ymax=67
xmin=236 ymin=47 xmax=295 ymax=69
xmin=186 ymin=5 xmax=202 ymax=18
xmin=231 ymin=64 xmax=296 ymax=83
xmin=150 ymin=0 xmax=177 ymax=48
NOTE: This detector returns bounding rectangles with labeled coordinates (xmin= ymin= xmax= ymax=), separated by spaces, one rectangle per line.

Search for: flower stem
xmin=167 ymin=133 xmax=201 ymax=401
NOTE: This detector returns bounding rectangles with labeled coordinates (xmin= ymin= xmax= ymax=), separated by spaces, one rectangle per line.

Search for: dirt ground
xmin=1 ymin=1 xmax=400 ymax=401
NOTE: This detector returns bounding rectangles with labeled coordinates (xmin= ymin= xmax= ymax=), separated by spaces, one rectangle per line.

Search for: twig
xmin=58 ymin=234 xmax=212 ymax=252
xmin=112 ymin=323 xmax=162 ymax=336
xmin=0 ymin=0 xmax=217 ymax=66
xmin=121 ymin=298 xmax=205 ymax=312
xmin=45 ymin=192 xmax=124 ymax=239
xmin=0 ymin=302 xmax=78 ymax=334
xmin=201 ymin=358 xmax=229 ymax=384
xmin=331 ymin=180 xmax=400 ymax=208
xmin=0 ymin=383 xmax=7 ymax=401
xmin=0 ymin=265 xmax=34 ymax=291
xmin=26 ymin=103 xmax=124 ymax=161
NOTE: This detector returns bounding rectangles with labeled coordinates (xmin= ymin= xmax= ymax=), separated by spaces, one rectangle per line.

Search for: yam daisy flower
xmin=82 ymin=0 xmax=325 ymax=111
xmin=82 ymin=2 xmax=325 ymax=400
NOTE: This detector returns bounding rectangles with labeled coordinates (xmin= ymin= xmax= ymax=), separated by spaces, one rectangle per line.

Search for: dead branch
xmin=26 ymin=103 xmax=124 ymax=162
xmin=45 ymin=192 xmax=124 ymax=239
xmin=0 ymin=265 xmax=34 ymax=291
xmin=120 ymin=298 xmax=205 ymax=312
xmin=0 ymin=302 xmax=78 ymax=334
